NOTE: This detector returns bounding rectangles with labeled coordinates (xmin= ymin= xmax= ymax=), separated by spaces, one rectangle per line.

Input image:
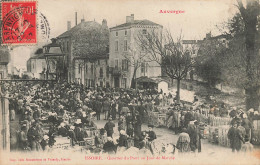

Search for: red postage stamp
xmin=1 ymin=1 xmax=37 ymax=44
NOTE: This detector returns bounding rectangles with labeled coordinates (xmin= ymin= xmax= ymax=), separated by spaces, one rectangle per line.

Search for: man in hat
xmin=27 ymin=122 xmax=38 ymax=150
xmin=103 ymin=98 xmax=111 ymax=120
xmin=74 ymin=119 xmax=84 ymax=141
xmin=17 ymin=125 xmax=29 ymax=151
xmin=104 ymin=117 xmax=115 ymax=137
xmin=187 ymin=120 xmax=198 ymax=152
xmin=68 ymin=126 xmax=77 ymax=146
xmin=58 ymin=122 xmax=68 ymax=137
xmin=118 ymin=130 xmax=128 ymax=148
xmin=94 ymin=98 xmax=102 ymax=120
xmin=147 ymin=125 xmax=156 ymax=142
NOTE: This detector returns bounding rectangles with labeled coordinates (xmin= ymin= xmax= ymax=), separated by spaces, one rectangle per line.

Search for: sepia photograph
xmin=0 ymin=0 xmax=260 ymax=164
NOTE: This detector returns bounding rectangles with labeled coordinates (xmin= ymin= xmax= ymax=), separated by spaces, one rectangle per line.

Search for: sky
xmin=11 ymin=0 xmax=240 ymax=70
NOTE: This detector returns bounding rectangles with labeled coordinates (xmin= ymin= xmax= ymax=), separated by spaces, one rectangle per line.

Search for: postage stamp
xmin=1 ymin=1 xmax=37 ymax=45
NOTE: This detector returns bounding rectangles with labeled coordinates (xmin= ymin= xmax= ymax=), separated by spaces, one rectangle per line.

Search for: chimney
xmin=51 ymin=38 xmax=57 ymax=44
xmin=102 ymin=19 xmax=107 ymax=27
xmin=75 ymin=12 xmax=78 ymax=25
xmin=67 ymin=21 xmax=71 ymax=31
xmin=206 ymin=32 xmax=211 ymax=39
xmin=126 ymin=14 xmax=134 ymax=23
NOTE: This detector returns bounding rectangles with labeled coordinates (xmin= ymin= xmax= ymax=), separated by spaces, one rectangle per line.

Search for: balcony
xmin=110 ymin=67 xmax=121 ymax=76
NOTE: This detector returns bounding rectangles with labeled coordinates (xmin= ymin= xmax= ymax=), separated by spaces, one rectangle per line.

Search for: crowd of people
xmin=1 ymin=80 xmax=258 ymax=155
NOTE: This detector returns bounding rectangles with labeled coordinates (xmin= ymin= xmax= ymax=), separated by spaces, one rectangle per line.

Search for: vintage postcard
xmin=0 ymin=0 xmax=260 ymax=164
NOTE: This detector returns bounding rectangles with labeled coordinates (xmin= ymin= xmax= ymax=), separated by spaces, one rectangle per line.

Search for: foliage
xmin=136 ymin=29 xmax=194 ymax=102
xmin=72 ymin=22 xmax=109 ymax=58
xmin=195 ymin=38 xmax=227 ymax=87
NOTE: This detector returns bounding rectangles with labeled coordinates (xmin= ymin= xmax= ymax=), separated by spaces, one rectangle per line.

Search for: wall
xmin=109 ymin=25 xmax=162 ymax=88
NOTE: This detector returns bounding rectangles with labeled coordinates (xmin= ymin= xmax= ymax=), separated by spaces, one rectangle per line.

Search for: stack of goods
xmin=148 ymin=111 xmax=159 ymax=127
xmin=53 ymin=137 xmax=70 ymax=149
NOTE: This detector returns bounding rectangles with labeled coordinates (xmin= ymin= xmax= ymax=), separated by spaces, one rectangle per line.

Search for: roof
xmin=136 ymin=76 xmax=156 ymax=83
xmin=57 ymin=21 xmax=103 ymax=38
xmin=182 ymin=40 xmax=202 ymax=44
xmin=110 ymin=19 xmax=162 ymax=30
xmin=29 ymin=54 xmax=45 ymax=60
xmin=73 ymin=53 xmax=109 ymax=60
xmin=205 ymin=34 xmax=232 ymax=40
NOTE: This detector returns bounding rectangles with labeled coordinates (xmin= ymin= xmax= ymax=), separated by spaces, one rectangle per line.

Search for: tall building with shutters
xmin=109 ymin=14 xmax=163 ymax=88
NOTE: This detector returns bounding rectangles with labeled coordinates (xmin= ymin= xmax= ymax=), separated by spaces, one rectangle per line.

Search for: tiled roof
xmin=57 ymin=21 xmax=103 ymax=38
xmin=29 ymin=54 xmax=45 ymax=60
xmin=110 ymin=19 xmax=162 ymax=30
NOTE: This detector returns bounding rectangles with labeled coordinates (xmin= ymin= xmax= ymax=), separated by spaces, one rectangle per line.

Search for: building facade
xmin=109 ymin=14 xmax=163 ymax=88
xmin=0 ymin=47 xmax=10 ymax=79
xmin=56 ymin=17 xmax=109 ymax=87
xmin=26 ymin=49 xmax=47 ymax=79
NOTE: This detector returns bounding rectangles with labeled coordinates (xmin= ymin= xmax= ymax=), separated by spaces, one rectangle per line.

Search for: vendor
xmin=147 ymin=125 xmax=156 ymax=142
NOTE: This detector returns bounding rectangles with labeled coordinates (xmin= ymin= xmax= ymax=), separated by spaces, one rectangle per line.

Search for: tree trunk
xmin=237 ymin=0 xmax=260 ymax=111
xmin=176 ymin=78 xmax=181 ymax=104
xmin=245 ymin=86 xmax=260 ymax=111
xmin=131 ymin=67 xmax=138 ymax=89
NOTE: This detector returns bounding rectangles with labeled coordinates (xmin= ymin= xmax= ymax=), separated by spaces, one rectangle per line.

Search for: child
xmin=241 ymin=135 xmax=254 ymax=153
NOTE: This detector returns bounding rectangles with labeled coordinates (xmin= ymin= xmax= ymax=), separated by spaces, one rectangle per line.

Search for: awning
xmin=136 ymin=76 xmax=156 ymax=83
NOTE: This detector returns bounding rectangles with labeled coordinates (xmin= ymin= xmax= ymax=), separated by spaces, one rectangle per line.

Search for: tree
xmin=136 ymin=30 xmax=194 ymax=103
xmin=209 ymin=1 xmax=260 ymax=110
xmin=236 ymin=0 xmax=260 ymax=111
xmin=123 ymin=45 xmax=152 ymax=89
xmin=195 ymin=37 xmax=228 ymax=87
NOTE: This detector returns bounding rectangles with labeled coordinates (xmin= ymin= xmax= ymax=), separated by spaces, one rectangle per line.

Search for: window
xmin=121 ymin=78 xmax=127 ymax=88
xmin=91 ymin=64 xmax=94 ymax=74
xmin=115 ymin=59 xmax=119 ymax=69
xmin=122 ymin=59 xmax=128 ymax=71
xmin=42 ymin=61 xmax=45 ymax=70
xmin=142 ymin=29 xmax=147 ymax=35
xmin=141 ymin=62 xmax=145 ymax=73
xmin=63 ymin=42 xmax=65 ymax=52
xmin=125 ymin=30 xmax=127 ymax=36
xmin=124 ymin=40 xmax=128 ymax=51
xmin=115 ymin=41 xmax=118 ymax=51
xmin=85 ymin=64 xmax=88 ymax=73
xmin=67 ymin=41 xmax=69 ymax=52
xmin=105 ymin=60 xmax=108 ymax=65
xmin=78 ymin=64 xmax=81 ymax=74
xmin=146 ymin=63 xmax=148 ymax=72
xmin=97 ymin=60 xmax=100 ymax=65
xmin=106 ymin=66 xmax=109 ymax=77
xmin=100 ymin=68 xmax=103 ymax=78
xmin=116 ymin=31 xmax=118 ymax=36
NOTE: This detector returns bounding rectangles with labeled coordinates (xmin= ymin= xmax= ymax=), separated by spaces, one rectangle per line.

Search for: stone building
xmin=56 ymin=16 xmax=109 ymax=87
xmin=109 ymin=14 xmax=163 ymax=88
xmin=27 ymin=48 xmax=47 ymax=79
xmin=0 ymin=47 xmax=10 ymax=79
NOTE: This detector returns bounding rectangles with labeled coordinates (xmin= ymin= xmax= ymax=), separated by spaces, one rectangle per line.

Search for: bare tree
xmin=122 ymin=45 xmax=153 ymax=89
xmin=136 ymin=30 xmax=194 ymax=103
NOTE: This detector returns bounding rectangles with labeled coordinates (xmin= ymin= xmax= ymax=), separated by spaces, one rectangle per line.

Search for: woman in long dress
xmin=176 ymin=128 xmax=191 ymax=153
